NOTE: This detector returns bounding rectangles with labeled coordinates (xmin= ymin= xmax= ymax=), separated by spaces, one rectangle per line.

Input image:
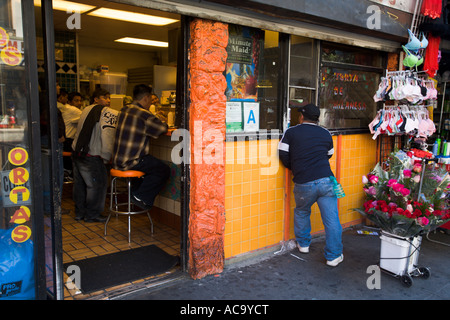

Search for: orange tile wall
xmin=224 ymin=133 xmax=378 ymax=259
xmin=224 ymin=139 xmax=284 ymax=258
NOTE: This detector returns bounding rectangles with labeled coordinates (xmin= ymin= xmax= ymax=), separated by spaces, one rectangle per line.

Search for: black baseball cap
xmin=298 ymin=103 xmax=320 ymax=121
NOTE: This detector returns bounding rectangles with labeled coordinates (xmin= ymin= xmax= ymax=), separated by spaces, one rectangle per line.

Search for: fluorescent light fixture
xmin=115 ymin=37 xmax=169 ymax=48
xmin=34 ymin=0 xmax=95 ymax=13
xmin=88 ymin=8 xmax=178 ymax=26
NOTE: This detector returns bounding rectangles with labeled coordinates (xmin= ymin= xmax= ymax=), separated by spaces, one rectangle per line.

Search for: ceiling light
xmin=115 ymin=37 xmax=169 ymax=47
xmin=88 ymin=8 xmax=178 ymax=26
xmin=34 ymin=0 xmax=95 ymax=13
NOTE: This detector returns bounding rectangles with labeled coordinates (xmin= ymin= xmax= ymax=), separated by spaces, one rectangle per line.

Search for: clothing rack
xmin=385 ymin=69 xmax=429 ymax=78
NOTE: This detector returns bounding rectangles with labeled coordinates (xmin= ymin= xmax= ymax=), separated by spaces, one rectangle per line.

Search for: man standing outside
xmin=278 ymin=103 xmax=343 ymax=267
xmin=71 ymin=88 xmax=118 ymax=222
xmin=112 ymin=84 xmax=169 ymax=209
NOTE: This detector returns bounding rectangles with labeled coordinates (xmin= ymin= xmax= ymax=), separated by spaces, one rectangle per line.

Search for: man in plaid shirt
xmin=112 ymin=84 xmax=170 ymax=209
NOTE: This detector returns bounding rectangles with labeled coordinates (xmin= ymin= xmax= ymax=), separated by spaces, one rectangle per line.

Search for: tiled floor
xmin=60 ymin=184 xmax=181 ymax=300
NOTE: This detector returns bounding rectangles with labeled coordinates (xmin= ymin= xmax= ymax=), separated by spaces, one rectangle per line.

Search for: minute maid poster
xmin=225 ymin=26 xmax=262 ymax=132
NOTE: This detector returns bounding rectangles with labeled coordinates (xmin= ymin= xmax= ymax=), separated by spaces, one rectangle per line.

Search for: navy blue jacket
xmin=278 ymin=123 xmax=334 ymax=184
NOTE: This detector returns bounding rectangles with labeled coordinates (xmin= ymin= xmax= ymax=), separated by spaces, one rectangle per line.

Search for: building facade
xmin=0 ymin=0 xmax=419 ymax=299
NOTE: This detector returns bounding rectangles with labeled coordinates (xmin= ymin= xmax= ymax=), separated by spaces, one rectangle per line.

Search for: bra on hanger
xmin=402 ymin=46 xmax=424 ymax=68
xmin=404 ymin=29 xmax=428 ymax=51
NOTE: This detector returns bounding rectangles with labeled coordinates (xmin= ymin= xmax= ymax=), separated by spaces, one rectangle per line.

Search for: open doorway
xmin=35 ymin=0 xmax=185 ymax=299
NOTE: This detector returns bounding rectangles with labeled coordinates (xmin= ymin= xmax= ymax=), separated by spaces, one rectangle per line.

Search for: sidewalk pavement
xmin=117 ymin=226 xmax=450 ymax=302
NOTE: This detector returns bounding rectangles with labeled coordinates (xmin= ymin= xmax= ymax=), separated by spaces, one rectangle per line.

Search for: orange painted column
xmin=188 ymin=19 xmax=228 ymax=279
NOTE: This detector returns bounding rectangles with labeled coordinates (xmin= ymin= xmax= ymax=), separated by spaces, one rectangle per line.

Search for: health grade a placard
xmin=243 ymin=102 xmax=259 ymax=132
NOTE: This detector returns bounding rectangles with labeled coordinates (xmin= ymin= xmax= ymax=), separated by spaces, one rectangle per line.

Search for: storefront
xmin=0 ymin=0 xmax=419 ymax=300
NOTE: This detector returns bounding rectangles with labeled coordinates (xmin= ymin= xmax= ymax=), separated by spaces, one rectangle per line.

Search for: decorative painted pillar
xmin=188 ymin=19 xmax=228 ymax=279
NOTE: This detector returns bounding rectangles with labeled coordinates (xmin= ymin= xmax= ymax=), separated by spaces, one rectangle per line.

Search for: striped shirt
xmin=112 ymin=103 xmax=168 ymax=170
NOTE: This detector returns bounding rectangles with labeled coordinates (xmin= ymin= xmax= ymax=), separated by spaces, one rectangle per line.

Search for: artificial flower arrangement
xmin=355 ymin=150 xmax=450 ymax=238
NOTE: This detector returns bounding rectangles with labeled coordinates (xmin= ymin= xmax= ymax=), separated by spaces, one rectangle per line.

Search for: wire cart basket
xmin=378 ymin=157 xmax=436 ymax=287
xmin=379 ymin=231 xmax=430 ymax=287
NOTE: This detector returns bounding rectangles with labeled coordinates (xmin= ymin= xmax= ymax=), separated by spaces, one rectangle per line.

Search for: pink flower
xmin=400 ymin=188 xmax=410 ymax=196
xmin=366 ymin=186 xmax=376 ymax=196
xmin=417 ymin=217 xmax=429 ymax=226
xmin=406 ymin=204 xmax=413 ymax=212
xmin=403 ymin=169 xmax=412 ymax=177
xmin=413 ymin=164 xmax=422 ymax=173
xmin=392 ymin=183 xmax=404 ymax=193
xmin=369 ymin=175 xmax=379 ymax=184
xmin=362 ymin=175 xmax=368 ymax=184
xmin=387 ymin=179 xmax=398 ymax=187
xmin=413 ymin=175 xmax=421 ymax=183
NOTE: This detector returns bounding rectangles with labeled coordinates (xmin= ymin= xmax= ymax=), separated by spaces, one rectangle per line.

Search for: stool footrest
xmin=110 ymin=207 xmax=149 ymax=215
xmin=106 ymin=171 xmax=153 ymax=243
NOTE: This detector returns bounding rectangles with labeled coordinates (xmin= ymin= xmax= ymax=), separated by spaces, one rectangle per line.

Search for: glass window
xmin=319 ymin=43 xmax=384 ymax=130
xmin=322 ymin=42 xmax=383 ymax=68
xmin=288 ymin=35 xmax=317 ymax=127
xmin=225 ymin=25 xmax=280 ymax=132
xmin=289 ymin=36 xmax=316 ymax=88
xmin=0 ymin=0 xmax=36 ymax=299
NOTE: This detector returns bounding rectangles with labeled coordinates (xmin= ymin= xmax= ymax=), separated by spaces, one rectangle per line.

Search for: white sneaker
xmin=297 ymin=243 xmax=309 ymax=254
xmin=326 ymin=254 xmax=344 ymax=267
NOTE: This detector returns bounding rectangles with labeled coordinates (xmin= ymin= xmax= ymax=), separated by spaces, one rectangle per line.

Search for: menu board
xmin=319 ymin=66 xmax=380 ymax=129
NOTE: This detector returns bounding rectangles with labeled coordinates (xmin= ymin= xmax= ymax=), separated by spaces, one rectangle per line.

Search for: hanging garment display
xmin=404 ymin=29 xmax=428 ymax=51
xmin=424 ymin=34 xmax=441 ymax=78
xmin=402 ymin=45 xmax=424 ymax=68
xmin=369 ymin=105 xmax=436 ymax=140
xmin=421 ymin=0 xmax=442 ymax=19
xmin=373 ymin=71 xmax=437 ymax=104
xmin=371 ymin=70 xmax=437 ymax=140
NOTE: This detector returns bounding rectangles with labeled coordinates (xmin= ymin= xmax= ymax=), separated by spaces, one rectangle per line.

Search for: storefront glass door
xmin=0 ymin=0 xmax=47 ymax=300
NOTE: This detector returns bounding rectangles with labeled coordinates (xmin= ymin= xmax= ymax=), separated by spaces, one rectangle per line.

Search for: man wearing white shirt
xmin=59 ymin=92 xmax=83 ymax=143
xmin=58 ymin=91 xmax=83 ymax=181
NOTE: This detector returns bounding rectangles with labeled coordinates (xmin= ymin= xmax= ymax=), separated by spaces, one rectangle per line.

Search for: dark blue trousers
xmin=72 ymin=155 xmax=107 ymax=220
xmin=130 ymin=155 xmax=170 ymax=207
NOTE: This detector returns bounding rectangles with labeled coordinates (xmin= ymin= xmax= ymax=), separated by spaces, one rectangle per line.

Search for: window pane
xmin=322 ymin=42 xmax=383 ymax=68
xmin=319 ymin=66 xmax=380 ymax=129
xmin=319 ymin=43 xmax=383 ymax=130
xmin=225 ymin=25 xmax=279 ymax=132
xmin=289 ymin=36 xmax=316 ymax=88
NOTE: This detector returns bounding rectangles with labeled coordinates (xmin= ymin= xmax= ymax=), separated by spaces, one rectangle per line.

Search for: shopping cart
xmin=379 ymin=157 xmax=435 ymax=287
xmin=379 ymin=231 xmax=430 ymax=287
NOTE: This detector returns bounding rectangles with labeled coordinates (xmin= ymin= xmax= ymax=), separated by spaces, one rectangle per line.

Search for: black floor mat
xmin=63 ymin=245 xmax=179 ymax=294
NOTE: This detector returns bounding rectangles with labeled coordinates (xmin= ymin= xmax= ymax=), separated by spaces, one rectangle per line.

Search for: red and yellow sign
xmin=11 ymin=225 xmax=31 ymax=243
xmin=4 ymin=147 xmax=32 ymax=243
xmin=0 ymin=27 xmax=23 ymax=66
xmin=10 ymin=206 xmax=31 ymax=225
xmin=8 ymin=147 xmax=28 ymax=166
xmin=1 ymin=46 xmax=22 ymax=66
xmin=0 ymin=26 xmax=9 ymax=47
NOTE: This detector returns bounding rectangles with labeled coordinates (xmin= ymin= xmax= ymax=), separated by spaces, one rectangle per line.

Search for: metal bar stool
xmin=105 ymin=168 xmax=154 ymax=243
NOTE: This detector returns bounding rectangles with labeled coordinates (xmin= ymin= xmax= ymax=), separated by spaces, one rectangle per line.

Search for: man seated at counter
xmin=112 ymin=84 xmax=170 ymax=209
